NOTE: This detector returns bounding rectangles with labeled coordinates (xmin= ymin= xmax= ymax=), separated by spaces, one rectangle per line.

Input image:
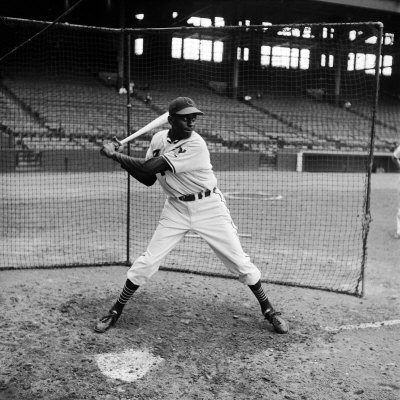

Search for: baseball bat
xmin=113 ymin=111 xmax=169 ymax=149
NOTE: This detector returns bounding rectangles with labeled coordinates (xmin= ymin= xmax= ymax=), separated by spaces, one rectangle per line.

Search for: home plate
xmin=95 ymin=348 xmax=164 ymax=382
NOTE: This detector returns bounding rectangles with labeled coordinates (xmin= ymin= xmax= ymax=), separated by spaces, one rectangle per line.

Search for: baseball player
xmin=95 ymin=97 xmax=288 ymax=334
xmin=392 ymin=144 xmax=400 ymax=239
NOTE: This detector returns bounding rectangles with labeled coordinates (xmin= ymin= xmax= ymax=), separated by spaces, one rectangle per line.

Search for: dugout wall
xmin=0 ymin=18 xmax=384 ymax=296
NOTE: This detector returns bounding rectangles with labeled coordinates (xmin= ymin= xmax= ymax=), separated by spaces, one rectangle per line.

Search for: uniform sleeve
xmin=113 ymin=153 xmax=170 ymax=186
xmin=392 ymin=146 xmax=400 ymax=169
xmin=162 ymin=139 xmax=211 ymax=174
xmin=393 ymin=146 xmax=400 ymax=159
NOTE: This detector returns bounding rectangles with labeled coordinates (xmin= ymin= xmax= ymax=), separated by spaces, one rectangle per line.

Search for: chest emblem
xmin=173 ymin=146 xmax=187 ymax=157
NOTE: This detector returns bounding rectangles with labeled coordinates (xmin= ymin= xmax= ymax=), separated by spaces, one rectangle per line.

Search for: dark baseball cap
xmin=168 ymin=97 xmax=204 ymax=116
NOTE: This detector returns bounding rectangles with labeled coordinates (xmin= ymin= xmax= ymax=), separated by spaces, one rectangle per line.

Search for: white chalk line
xmin=224 ymin=191 xmax=283 ymax=201
xmin=325 ymin=319 xmax=400 ymax=332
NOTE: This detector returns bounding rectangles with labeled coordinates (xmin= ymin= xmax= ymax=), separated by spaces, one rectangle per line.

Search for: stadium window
xmin=349 ymin=30 xmax=367 ymax=41
xmin=321 ymin=54 xmax=334 ymax=68
xmin=187 ymin=17 xmax=212 ymax=27
xmin=214 ymin=17 xmax=225 ymax=27
xmin=349 ymin=30 xmax=356 ymax=41
xmin=188 ymin=17 xmax=200 ymax=26
xmin=303 ymin=27 xmax=313 ymax=39
xmin=183 ymin=38 xmax=200 ymax=60
xmin=271 ymin=47 xmax=290 ymax=68
xmin=299 ymin=49 xmax=310 ymax=69
xmin=347 ymin=53 xmax=355 ymax=71
xmin=134 ymin=38 xmax=144 ymax=56
xmin=171 ymin=36 xmax=223 ymax=63
xmin=382 ymin=55 xmax=393 ymax=76
xmin=365 ymin=33 xmax=394 ymax=45
xmin=270 ymin=46 xmax=309 ymax=69
xmin=278 ymin=27 xmax=300 ymax=37
xmin=199 ymin=40 xmax=212 ymax=61
xmin=213 ymin=41 xmax=223 ymax=62
xmin=171 ymin=37 xmax=183 ymax=59
xmin=356 ymin=53 xmax=375 ymax=72
xmin=323 ymin=27 xmax=334 ymax=39
xmin=260 ymin=45 xmax=271 ymax=66
xmin=347 ymin=52 xmax=392 ymax=76
xmin=237 ymin=47 xmax=249 ymax=61
xmin=384 ymin=33 xmax=394 ymax=45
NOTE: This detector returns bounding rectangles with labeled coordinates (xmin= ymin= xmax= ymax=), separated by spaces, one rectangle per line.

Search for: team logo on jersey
xmin=173 ymin=146 xmax=186 ymax=157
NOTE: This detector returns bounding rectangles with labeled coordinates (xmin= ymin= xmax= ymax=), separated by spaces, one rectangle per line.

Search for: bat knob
xmin=112 ymin=136 xmax=123 ymax=151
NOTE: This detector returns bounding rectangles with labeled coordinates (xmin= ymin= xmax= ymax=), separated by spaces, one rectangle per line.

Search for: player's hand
xmin=100 ymin=142 xmax=117 ymax=158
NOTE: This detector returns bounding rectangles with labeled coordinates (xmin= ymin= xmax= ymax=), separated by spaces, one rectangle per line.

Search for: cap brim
xmin=174 ymin=106 xmax=204 ymax=115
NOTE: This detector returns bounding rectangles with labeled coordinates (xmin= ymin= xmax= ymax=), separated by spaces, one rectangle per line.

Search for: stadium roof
xmin=0 ymin=0 xmax=399 ymax=29
xmin=312 ymin=0 xmax=400 ymax=13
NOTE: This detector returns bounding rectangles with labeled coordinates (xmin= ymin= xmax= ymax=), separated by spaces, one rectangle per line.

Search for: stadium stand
xmin=1 ymin=71 xmax=398 ymax=161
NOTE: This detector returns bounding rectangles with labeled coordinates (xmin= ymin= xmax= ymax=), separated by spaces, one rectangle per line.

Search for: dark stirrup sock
xmin=113 ymin=279 xmax=139 ymax=314
xmin=248 ymin=280 xmax=273 ymax=315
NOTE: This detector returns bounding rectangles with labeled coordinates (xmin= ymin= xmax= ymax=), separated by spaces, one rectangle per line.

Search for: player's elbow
xmin=144 ymin=177 xmax=157 ymax=186
xmin=143 ymin=156 xmax=170 ymax=175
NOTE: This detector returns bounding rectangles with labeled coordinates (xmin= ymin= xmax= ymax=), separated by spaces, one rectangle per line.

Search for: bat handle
xmin=112 ymin=136 xmax=123 ymax=151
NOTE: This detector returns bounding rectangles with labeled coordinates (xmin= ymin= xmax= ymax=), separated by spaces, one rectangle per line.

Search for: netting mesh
xmin=0 ymin=19 xmax=383 ymax=295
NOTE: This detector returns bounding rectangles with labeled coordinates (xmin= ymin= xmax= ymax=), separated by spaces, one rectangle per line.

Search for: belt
xmin=178 ymin=188 xmax=217 ymax=202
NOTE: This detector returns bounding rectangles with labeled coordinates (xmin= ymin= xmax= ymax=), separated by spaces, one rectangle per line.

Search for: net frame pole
xmin=125 ymin=30 xmax=132 ymax=265
xmin=360 ymin=22 xmax=384 ymax=297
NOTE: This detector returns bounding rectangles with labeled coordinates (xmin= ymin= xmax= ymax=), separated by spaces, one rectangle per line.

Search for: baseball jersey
xmin=146 ymin=129 xmax=218 ymax=198
xmin=393 ymin=145 xmax=400 ymax=159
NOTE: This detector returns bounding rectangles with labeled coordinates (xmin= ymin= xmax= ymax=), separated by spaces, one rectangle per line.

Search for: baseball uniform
xmin=126 ymin=128 xmax=262 ymax=286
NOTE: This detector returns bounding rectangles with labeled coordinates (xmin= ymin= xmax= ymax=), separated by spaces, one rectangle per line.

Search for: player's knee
xmin=126 ymin=252 xmax=160 ymax=285
xmin=237 ymin=264 xmax=261 ymax=286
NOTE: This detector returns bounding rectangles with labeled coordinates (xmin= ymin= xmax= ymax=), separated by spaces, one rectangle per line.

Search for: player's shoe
xmin=264 ymin=309 xmax=289 ymax=334
xmin=94 ymin=308 xmax=120 ymax=333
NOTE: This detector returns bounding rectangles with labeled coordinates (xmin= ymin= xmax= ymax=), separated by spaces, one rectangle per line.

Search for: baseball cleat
xmin=94 ymin=309 xmax=120 ymax=333
xmin=264 ymin=309 xmax=289 ymax=334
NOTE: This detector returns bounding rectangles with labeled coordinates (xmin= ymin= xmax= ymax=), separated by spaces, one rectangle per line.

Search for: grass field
xmin=1 ymin=169 xmax=370 ymax=295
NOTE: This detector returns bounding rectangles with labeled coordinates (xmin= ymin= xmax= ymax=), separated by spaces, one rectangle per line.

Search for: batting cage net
xmin=0 ymin=18 xmax=385 ymax=296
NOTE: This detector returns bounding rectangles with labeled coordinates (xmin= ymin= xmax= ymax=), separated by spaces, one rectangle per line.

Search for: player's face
xmin=170 ymin=114 xmax=197 ymax=140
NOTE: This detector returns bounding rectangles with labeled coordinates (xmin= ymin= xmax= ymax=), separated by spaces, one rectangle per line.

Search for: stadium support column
xmin=333 ymin=28 xmax=347 ymax=106
xmin=231 ymin=32 xmax=239 ymax=99
xmin=117 ymin=0 xmax=126 ymax=90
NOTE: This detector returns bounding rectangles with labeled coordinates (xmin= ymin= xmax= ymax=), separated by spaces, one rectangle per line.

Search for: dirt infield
xmin=0 ymin=173 xmax=399 ymax=400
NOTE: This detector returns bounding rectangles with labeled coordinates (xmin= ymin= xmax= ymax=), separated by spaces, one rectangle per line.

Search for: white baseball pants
xmin=127 ymin=189 xmax=261 ymax=286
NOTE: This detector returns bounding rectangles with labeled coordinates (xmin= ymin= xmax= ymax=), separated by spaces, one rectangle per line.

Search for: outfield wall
xmin=0 ymin=149 xmax=261 ymax=172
